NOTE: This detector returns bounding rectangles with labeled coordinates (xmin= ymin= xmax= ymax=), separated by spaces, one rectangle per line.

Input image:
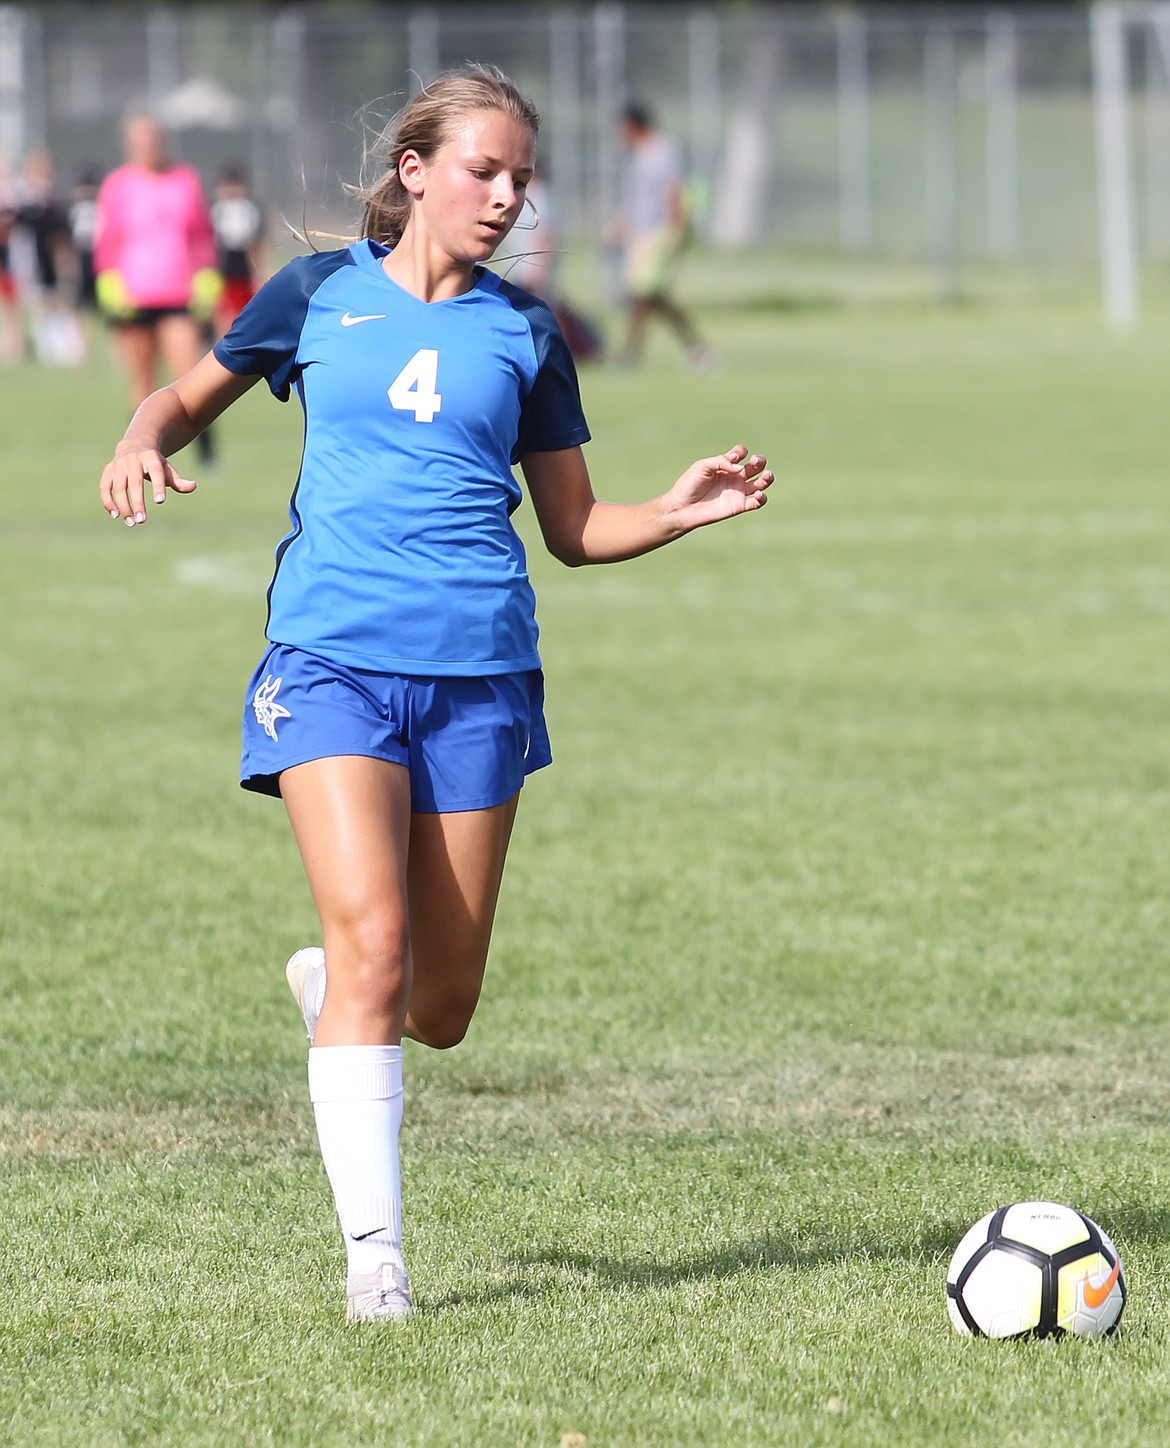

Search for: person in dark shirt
xmin=68 ymin=166 xmax=100 ymax=314
xmin=11 ymin=150 xmax=82 ymax=364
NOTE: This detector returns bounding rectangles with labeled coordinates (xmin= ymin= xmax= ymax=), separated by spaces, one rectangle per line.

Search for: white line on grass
xmin=174 ymin=552 xmax=271 ymax=593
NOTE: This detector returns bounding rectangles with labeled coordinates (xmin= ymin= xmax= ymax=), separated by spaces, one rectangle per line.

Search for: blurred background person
xmin=94 ymin=113 xmax=219 ymax=462
xmin=506 ymin=166 xmax=602 ymax=363
xmin=210 ymin=161 xmax=265 ymax=339
xmin=0 ymin=155 xmax=18 ymax=361
xmin=609 ymin=101 xmax=715 ymax=372
xmin=8 ymin=149 xmax=83 ymax=366
xmin=67 ymin=165 xmax=101 ymax=351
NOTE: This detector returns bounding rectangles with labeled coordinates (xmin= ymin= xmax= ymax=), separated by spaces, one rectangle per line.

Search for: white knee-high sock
xmin=308 ymin=1044 xmax=405 ymax=1284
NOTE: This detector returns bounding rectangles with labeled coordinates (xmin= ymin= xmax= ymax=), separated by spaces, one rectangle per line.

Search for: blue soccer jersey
xmin=213 ymin=239 xmax=590 ymax=675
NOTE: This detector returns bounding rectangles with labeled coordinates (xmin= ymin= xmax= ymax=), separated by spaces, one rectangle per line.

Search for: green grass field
xmin=3 ymin=261 xmax=1170 ymax=1445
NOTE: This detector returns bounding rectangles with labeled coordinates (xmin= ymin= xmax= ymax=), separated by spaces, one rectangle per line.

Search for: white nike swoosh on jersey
xmin=340 ymin=312 xmax=387 ymax=326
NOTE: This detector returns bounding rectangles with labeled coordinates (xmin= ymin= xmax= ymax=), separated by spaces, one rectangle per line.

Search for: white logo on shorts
xmin=252 ymin=673 xmax=292 ymax=741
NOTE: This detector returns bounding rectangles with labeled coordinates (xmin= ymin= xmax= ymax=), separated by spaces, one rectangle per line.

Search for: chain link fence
xmin=2 ymin=4 xmax=1169 ymax=290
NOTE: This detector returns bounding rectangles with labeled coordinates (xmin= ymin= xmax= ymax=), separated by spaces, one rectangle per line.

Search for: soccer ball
xmin=946 ymin=1201 xmax=1125 ymax=1339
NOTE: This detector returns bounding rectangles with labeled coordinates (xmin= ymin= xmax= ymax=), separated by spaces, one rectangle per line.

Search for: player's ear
xmin=399 ymin=149 xmax=427 ymax=199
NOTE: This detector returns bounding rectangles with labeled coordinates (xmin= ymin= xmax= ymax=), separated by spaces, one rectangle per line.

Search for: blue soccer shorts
xmin=240 ymin=642 xmax=552 ymax=812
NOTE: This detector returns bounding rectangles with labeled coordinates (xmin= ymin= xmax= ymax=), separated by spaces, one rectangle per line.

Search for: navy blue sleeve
xmin=213 ymin=249 xmax=354 ymax=401
xmin=499 ymin=283 xmax=591 ymax=461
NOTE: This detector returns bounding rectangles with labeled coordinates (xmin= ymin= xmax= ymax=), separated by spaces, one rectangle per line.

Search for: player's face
xmin=412 ymin=109 xmax=535 ymax=264
xmin=123 ymin=117 xmax=167 ymax=172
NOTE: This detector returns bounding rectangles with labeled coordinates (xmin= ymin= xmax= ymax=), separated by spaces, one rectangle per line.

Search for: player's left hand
xmin=664 ymin=445 xmax=773 ymax=532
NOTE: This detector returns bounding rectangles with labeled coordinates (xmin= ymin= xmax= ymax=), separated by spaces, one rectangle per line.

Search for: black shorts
xmin=109 ymin=305 xmax=193 ymax=329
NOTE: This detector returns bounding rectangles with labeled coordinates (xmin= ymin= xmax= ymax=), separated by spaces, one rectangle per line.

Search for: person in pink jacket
xmin=95 ymin=115 xmax=219 ymax=458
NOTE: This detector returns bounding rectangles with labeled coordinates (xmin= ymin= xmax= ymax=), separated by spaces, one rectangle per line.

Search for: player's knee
xmin=412 ymin=1018 xmax=469 ymax=1051
xmin=409 ymin=991 xmax=479 ymax=1050
xmin=328 ymin=912 xmax=410 ymax=1018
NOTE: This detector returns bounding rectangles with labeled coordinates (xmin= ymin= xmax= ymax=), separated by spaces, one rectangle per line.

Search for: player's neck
xmin=380 ymin=234 xmax=475 ymax=304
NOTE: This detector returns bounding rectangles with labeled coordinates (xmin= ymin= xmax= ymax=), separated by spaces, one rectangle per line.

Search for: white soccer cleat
xmin=285 ymin=947 xmax=326 ymax=1041
xmin=346 ymin=1261 xmax=413 ymax=1322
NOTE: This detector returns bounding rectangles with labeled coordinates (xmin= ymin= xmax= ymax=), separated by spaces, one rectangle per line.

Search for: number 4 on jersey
xmin=388 ymin=348 xmax=442 ymax=423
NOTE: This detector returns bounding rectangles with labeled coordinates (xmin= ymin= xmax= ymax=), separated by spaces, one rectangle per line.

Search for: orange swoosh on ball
xmin=1082 ymin=1258 xmax=1121 ymax=1309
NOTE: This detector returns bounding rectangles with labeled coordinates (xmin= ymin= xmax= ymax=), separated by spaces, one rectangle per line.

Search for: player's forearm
xmin=115 ymin=386 xmax=202 ymax=460
xmin=565 ymin=496 xmax=685 ymax=566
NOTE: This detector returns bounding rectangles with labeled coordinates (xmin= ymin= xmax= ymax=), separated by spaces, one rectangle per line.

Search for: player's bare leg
xmin=284 ymin=788 xmax=520 ymax=1048
xmin=653 ymin=292 xmax=704 ymax=351
xmin=278 ymin=761 xmax=520 ymax=1319
xmin=114 ymin=323 xmax=160 ymax=409
xmin=157 ymin=312 xmax=203 ymax=380
xmin=280 ymin=755 xmax=415 ymax=1319
xmin=617 ymin=297 xmax=654 ymax=365
xmin=158 ymin=313 xmax=216 ymax=464
xmin=404 ymin=794 xmax=519 ymax=1048
xmin=281 ymin=756 xmax=414 ymax=1046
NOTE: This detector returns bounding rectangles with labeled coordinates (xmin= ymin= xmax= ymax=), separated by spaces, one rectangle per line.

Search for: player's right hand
xmin=100 ymin=448 xmax=198 ymax=527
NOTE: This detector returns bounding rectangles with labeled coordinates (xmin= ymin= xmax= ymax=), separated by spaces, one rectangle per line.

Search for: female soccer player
xmin=98 ymin=67 xmax=772 ymax=1322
